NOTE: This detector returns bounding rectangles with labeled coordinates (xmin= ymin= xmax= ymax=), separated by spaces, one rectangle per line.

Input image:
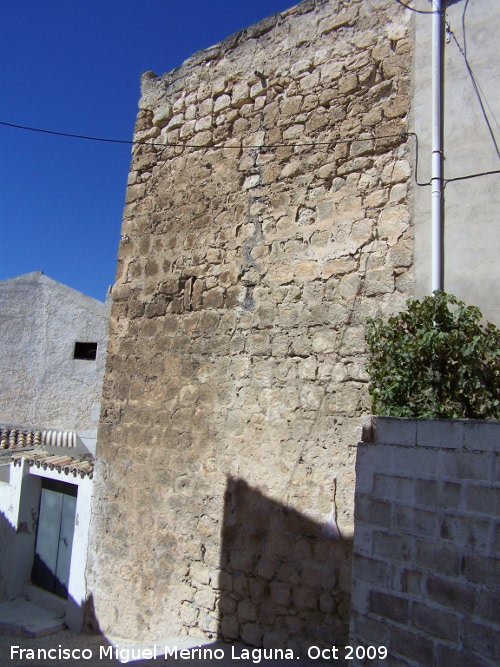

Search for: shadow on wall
xmin=0 ymin=508 xmax=15 ymax=602
xmin=2 ymin=480 xmax=353 ymax=665
xmin=217 ymin=477 xmax=353 ymax=655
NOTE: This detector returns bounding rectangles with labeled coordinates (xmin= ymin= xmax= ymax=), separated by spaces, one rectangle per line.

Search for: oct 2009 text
xmin=10 ymin=643 xmax=388 ymax=663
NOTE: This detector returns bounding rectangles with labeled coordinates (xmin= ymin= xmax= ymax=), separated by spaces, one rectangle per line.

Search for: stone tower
xmin=88 ymin=0 xmax=413 ymax=651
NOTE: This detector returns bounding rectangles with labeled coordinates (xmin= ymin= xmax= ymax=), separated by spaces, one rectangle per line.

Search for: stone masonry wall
xmin=88 ymin=0 xmax=414 ymax=650
xmin=350 ymin=418 xmax=500 ymax=667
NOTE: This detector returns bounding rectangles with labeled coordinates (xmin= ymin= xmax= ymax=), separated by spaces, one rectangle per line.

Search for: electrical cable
xmin=446 ymin=17 xmax=500 ymax=159
xmin=0 ymin=120 xmax=134 ymax=145
xmin=407 ymin=130 xmax=500 ymax=187
xmin=459 ymin=0 xmax=499 ymax=134
xmin=0 ymin=119 xmax=498 ymax=186
xmin=394 ymin=0 xmax=440 ymax=15
xmin=405 ymin=132 xmax=431 ymax=186
xmin=444 ymin=169 xmax=500 ymax=185
xmin=0 ymin=118 xmax=405 ymax=150
xmin=461 ymin=0 xmax=470 ymax=58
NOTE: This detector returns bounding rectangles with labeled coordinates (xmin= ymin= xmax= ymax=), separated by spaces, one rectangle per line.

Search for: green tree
xmin=366 ymin=292 xmax=500 ymax=419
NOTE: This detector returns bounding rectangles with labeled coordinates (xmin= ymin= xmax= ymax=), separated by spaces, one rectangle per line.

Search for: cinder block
xmin=477 ymin=588 xmax=500 ymax=625
xmin=416 ymin=541 xmax=461 ymax=577
xmin=415 ymin=479 xmax=461 ymax=510
xmin=349 ymin=612 xmax=390 ymax=647
xmin=373 ymin=473 xmax=414 ymax=503
xmin=466 ymin=485 xmax=500 ymax=518
xmin=349 ymin=579 xmax=370 ymax=615
xmin=391 ymin=568 xmax=422 ymax=596
xmin=416 ymin=419 xmax=465 ymax=448
xmin=436 ymin=644 xmax=492 ymax=667
xmin=426 ymin=574 xmax=476 ymax=615
xmin=393 ymin=446 xmax=440 ymax=476
xmin=494 ymin=523 xmax=500 ymax=557
xmin=352 ymin=523 xmax=374 ymax=558
xmin=394 ymin=505 xmax=438 ymax=538
xmin=440 ymin=515 xmax=490 ymax=552
xmin=369 ymin=590 xmax=409 ymax=623
xmin=354 ymin=465 xmax=374 ymax=494
xmin=354 ymin=493 xmax=392 ymax=528
xmin=438 ymin=450 xmax=491 ymax=482
xmin=390 ymin=627 xmax=434 ymax=665
xmin=463 ymin=619 xmax=500 ymax=662
xmin=413 ymin=602 xmax=460 ymax=643
xmin=373 ymin=417 xmax=417 ymax=446
xmin=373 ymin=530 xmax=413 ymax=564
xmin=352 ymin=554 xmax=392 ymax=588
xmin=464 ymin=420 xmax=500 ymax=453
xmin=462 ymin=553 xmax=500 ymax=587
xmin=356 ymin=444 xmax=396 ymax=473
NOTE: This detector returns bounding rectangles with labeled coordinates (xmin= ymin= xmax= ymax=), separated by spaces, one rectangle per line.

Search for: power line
xmin=0 ymin=118 xmax=405 ymax=150
xmin=0 ymin=120 xmax=134 ymax=146
xmin=459 ymin=0 xmax=500 ymax=134
xmin=394 ymin=0 xmax=439 ymax=15
xmin=446 ymin=22 xmax=500 ymax=159
xmin=1 ymin=118 xmax=498 ymax=186
xmin=461 ymin=0 xmax=470 ymax=58
xmin=445 ymin=169 xmax=500 ymax=185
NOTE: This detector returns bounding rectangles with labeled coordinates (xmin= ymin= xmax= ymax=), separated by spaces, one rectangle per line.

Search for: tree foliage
xmin=366 ymin=292 xmax=500 ymax=419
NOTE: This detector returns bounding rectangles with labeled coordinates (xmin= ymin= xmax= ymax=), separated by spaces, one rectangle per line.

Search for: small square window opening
xmin=74 ymin=342 xmax=98 ymax=360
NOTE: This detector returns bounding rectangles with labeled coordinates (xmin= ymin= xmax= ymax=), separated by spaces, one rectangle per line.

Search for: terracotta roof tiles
xmin=1 ymin=425 xmax=94 ymax=478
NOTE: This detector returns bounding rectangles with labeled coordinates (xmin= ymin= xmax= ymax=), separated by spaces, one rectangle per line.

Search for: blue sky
xmin=0 ymin=0 xmax=294 ymax=301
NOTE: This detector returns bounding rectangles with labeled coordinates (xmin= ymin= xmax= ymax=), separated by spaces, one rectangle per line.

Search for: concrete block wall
xmin=350 ymin=417 xmax=500 ymax=667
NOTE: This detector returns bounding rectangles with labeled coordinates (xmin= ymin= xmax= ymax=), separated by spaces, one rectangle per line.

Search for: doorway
xmin=31 ymin=477 xmax=77 ymax=599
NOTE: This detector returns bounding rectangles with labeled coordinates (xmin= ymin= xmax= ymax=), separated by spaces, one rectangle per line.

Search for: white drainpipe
xmin=431 ymin=0 xmax=444 ymax=292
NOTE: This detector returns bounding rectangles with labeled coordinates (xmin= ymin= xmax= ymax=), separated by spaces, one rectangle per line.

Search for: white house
xmin=0 ymin=271 xmax=109 ymax=632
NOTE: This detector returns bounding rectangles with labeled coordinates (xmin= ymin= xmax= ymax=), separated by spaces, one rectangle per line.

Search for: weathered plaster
xmin=0 ymin=271 xmax=110 ymax=431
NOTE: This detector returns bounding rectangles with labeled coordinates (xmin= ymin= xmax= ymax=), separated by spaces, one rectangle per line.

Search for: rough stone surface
xmin=88 ymin=0 xmax=413 ymax=651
